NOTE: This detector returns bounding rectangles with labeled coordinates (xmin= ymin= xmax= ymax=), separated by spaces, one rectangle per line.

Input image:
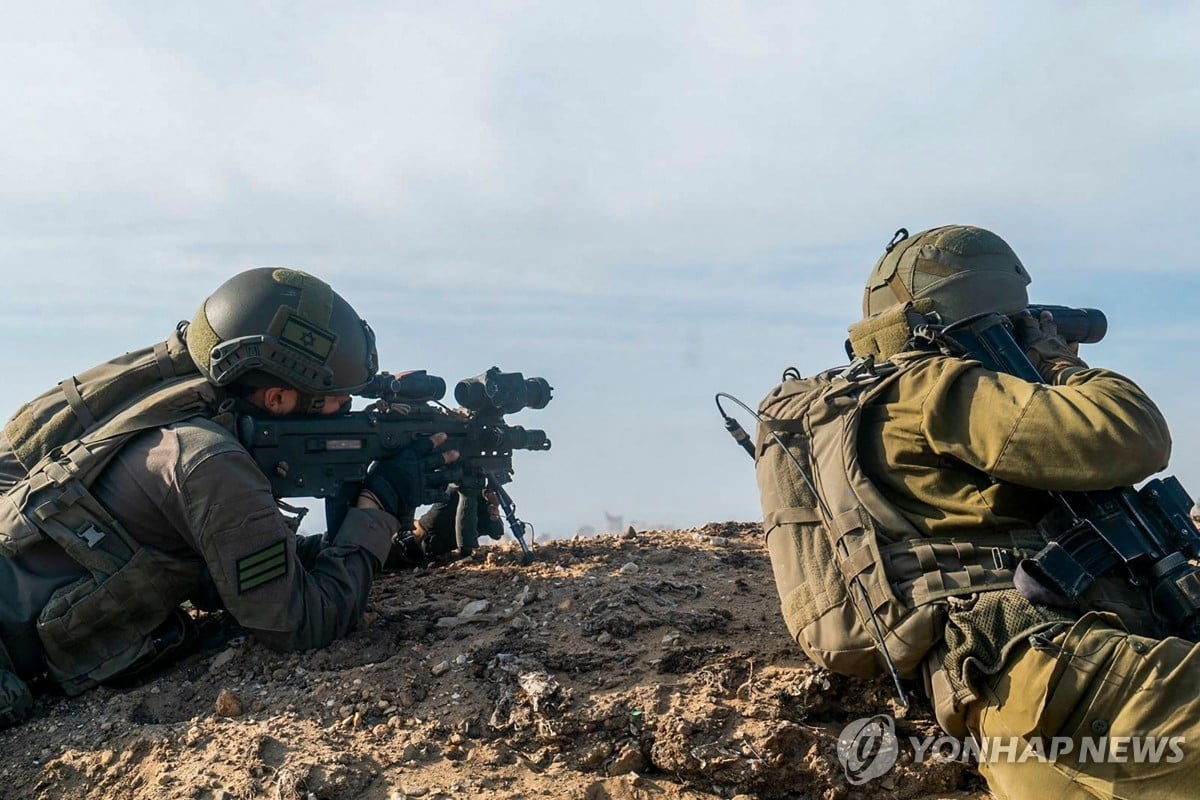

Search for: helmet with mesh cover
xmin=862 ymin=225 xmax=1031 ymax=323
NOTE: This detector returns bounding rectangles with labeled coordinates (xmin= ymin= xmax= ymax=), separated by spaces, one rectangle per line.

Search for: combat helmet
xmin=185 ymin=267 xmax=378 ymax=395
xmin=863 ymin=225 xmax=1031 ymax=323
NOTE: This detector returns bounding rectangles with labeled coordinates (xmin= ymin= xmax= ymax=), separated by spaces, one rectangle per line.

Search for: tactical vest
xmin=755 ymin=354 xmax=1026 ymax=680
xmin=0 ymin=329 xmax=229 ymax=695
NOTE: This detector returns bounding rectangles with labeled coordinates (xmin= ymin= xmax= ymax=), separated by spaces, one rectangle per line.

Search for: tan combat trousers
xmin=964 ymin=612 xmax=1200 ymax=800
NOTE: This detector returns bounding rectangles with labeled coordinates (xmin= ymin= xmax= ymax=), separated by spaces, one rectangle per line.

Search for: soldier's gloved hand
xmin=361 ymin=433 xmax=461 ymax=528
xmin=1019 ymin=310 xmax=1089 ymax=384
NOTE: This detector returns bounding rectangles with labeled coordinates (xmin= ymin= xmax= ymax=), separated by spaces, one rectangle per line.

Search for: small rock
xmin=576 ymin=740 xmax=613 ymax=768
xmin=620 ymin=525 xmax=636 ymax=539
xmin=596 ymin=631 xmax=613 ymax=645
xmin=209 ymin=648 xmax=238 ymax=673
xmin=215 ymin=689 xmax=243 ymax=717
xmin=461 ymin=599 xmax=490 ymax=617
xmin=607 ymin=744 xmax=646 ymax=776
xmin=431 ymin=660 xmax=451 ymax=677
xmin=618 ymin=562 xmax=639 ymax=575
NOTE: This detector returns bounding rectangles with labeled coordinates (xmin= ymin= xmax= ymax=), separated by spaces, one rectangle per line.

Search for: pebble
xmin=618 ymin=562 xmax=639 ymax=575
xmin=431 ymin=660 xmax=451 ymax=676
xmin=607 ymin=744 xmax=646 ymax=776
xmin=209 ymin=649 xmax=238 ymax=673
xmin=596 ymin=632 xmax=613 ymax=645
xmin=215 ymin=689 xmax=243 ymax=717
xmin=460 ymin=599 xmax=490 ymax=617
xmin=620 ymin=525 xmax=636 ymax=539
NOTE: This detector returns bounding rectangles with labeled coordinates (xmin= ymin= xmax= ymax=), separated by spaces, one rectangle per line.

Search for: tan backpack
xmin=755 ymin=356 xmax=1019 ymax=679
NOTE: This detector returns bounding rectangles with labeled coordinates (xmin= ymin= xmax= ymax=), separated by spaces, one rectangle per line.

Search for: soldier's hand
xmin=1020 ymin=310 xmax=1088 ymax=384
xmin=360 ymin=433 xmax=461 ymax=527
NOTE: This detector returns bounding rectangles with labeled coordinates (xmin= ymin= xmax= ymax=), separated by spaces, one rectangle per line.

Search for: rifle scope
xmin=361 ymin=370 xmax=447 ymax=402
xmin=455 ymin=367 xmax=553 ymax=414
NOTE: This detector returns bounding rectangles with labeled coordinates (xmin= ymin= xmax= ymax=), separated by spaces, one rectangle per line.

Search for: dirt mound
xmin=0 ymin=523 xmax=990 ymax=800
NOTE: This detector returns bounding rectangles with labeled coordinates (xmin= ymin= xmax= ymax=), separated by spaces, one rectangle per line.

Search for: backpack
xmin=755 ymin=355 xmax=1019 ymax=679
xmin=0 ymin=326 xmax=228 ymax=694
xmin=1 ymin=324 xmax=199 ymax=489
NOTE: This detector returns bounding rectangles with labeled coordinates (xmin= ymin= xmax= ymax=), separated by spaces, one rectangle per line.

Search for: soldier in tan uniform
xmin=0 ymin=268 xmax=457 ymax=727
xmin=756 ymin=225 xmax=1198 ymax=798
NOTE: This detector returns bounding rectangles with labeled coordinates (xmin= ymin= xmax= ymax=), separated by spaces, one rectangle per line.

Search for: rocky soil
xmin=0 ymin=523 xmax=990 ymax=800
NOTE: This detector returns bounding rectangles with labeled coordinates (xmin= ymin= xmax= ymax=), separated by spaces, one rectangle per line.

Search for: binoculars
xmin=1020 ymin=304 xmax=1107 ymax=345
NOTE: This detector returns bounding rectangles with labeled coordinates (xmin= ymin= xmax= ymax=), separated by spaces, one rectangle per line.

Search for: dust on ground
xmin=0 ymin=523 xmax=991 ymax=800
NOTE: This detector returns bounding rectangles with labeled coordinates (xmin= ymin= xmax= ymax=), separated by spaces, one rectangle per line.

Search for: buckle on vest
xmin=990 ymin=547 xmax=1012 ymax=570
xmin=79 ymin=526 xmax=106 ymax=548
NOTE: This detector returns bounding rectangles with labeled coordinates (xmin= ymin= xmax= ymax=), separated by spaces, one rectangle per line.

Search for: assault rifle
xmin=237 ymin=367 xmax=552 ymax=564
xmin=920 ymin=308 xmax=1200 ymax=638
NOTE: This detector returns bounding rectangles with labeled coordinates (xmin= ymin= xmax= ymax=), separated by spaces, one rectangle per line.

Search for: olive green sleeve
xmin=176 ymin=446 xmax=396 ymax=652
xmin=923 ymin=362 xmax=1171 ymax=491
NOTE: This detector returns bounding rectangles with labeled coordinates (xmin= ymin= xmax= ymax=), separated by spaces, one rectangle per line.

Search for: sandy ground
xmin=0 ymin=523 xmax=991 ymax=800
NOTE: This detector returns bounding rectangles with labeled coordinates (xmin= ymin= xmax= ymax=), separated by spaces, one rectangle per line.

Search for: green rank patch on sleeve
xmin=236 ymin=540 xmax=288 ymax=593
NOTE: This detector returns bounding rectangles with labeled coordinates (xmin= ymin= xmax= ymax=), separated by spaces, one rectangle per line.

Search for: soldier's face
xmin=257 ymin=388 xmax=351 ymax=416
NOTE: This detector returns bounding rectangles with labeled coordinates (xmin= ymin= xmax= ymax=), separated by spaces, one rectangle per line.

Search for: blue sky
xmin=2 ymin=2 xmax=1198 ymax=535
